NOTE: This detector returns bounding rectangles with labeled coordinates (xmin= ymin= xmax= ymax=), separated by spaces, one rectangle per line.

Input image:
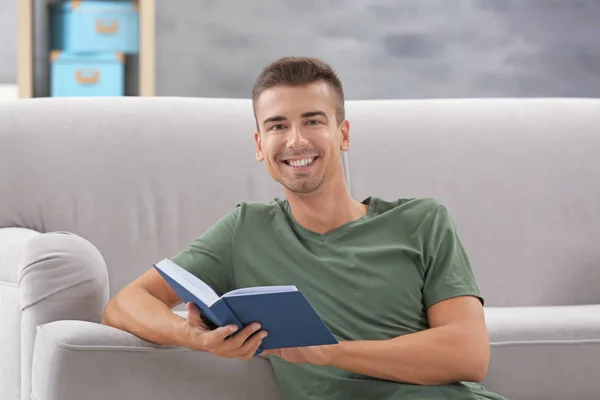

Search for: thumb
xmin=185 ymin=302 xmax=203 ymax=328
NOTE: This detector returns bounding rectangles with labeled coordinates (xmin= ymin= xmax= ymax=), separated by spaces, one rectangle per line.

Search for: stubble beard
xmin=280 ymin=171 xmax=327 ymax=195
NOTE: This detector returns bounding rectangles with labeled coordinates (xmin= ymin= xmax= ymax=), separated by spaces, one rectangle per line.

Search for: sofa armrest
xmin=31 ymin=320 xmax=284 ymax=400
xmin=0 ymin=227 xmax=42 ymax=283
xmin=0 ymin=227 xmax=42 ymax=400
xmin=18 ymin=231 xmax=109 ymax=400
xmin=482 ymin=305 xmax=600 ymax=400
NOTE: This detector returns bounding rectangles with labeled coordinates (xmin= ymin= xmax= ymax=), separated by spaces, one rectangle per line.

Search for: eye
xmin=306 ymin=120 xmax=321 ymax=126
xmin=269 ymin=124 xmax=286 ymax=131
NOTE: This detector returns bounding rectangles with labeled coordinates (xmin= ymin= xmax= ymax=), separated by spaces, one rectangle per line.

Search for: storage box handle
xmin=96 ymin=19 xmax=119 ymax=34
xmin=75 ymin=70 xmax=100 ymax=85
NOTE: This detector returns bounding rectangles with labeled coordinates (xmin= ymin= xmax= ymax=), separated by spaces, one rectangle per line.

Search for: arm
xmin=101 ymin=207 xmax=266 ymax=359
xmin=263 ymin=296 xmax=489 ymax=385
xmin=102 ymin=270 xmax=266 ymax=358
xmin=102 ymin=207 xmax=241 ymax=346
xmin=263 ymin=203 xmax=489 ymax=384
xmin=101 ymin=268 xmax=189 ymax=346
xmin=323 ymin=295 xmax=489 ymax=385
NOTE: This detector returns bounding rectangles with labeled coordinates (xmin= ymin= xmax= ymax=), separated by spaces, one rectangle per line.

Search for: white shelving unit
xmin=17 ymin=0 xmax=155 ymax=98
xmin=0 ymin=84 xmax=19 ymax=101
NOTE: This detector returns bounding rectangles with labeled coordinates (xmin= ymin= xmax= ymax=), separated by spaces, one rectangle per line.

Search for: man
xmin=102 ymin=56 xmax=506 ymax=399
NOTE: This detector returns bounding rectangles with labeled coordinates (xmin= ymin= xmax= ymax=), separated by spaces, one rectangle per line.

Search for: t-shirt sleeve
xmin=169 ymin=206 xmax=240 ymax=296
xmin=422 ymin=204 xmax=484 ymax=309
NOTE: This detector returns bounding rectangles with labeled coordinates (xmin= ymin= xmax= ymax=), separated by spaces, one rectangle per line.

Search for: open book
xmin=153 ymin=258 xmax=338 ymax=355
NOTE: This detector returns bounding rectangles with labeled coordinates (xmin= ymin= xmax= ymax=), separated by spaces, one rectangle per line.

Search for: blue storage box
xmin=50 ymin=51 xmax=125 ymax=97
xmin=50 ymin=1 xmax=139 ymax=54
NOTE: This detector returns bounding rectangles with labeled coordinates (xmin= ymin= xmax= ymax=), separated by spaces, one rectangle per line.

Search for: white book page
xmin=158 ymin=259 xmax=220 ymax=306
xmin=224 ymin=285 xmax=298 ymax=297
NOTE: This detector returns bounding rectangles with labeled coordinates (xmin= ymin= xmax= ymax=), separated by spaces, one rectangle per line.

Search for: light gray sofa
xmin=1 ymin=96 xmax=599 ymax=400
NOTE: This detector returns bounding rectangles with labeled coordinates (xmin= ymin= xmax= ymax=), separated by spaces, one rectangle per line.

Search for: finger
xmin=224 ymin=322 xmax=263 ymax=349
xmin=244 ymin=338 xmax=265 ymax=360
xmin=212 ymin=324 xmax=240 ymax=341
xmin=220 ymin=328 xmax=265 ymax=359
xmin=200 ymin=324 xmax=239 ymax=350
xmin=237 ymin=332 xmax=267 ymax=360
xmin=237 ymin=330 xmax=268 ymax=357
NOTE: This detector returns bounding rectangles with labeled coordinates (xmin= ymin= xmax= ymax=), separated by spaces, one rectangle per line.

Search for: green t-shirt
xmin=171 ymin=197 xmax=507 ymax=400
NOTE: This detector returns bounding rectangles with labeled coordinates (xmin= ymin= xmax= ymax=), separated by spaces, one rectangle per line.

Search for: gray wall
xmin=155 ymin=0 xmax=600 ymax=99
xmin=0 ymin=0 xmax=16 ymax=84
xmin=2 ymin=0 xmax=599 ymax=97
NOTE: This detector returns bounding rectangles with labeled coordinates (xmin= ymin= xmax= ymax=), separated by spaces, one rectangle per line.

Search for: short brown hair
xmin=252 ymin=56 xmax=345 ymax=126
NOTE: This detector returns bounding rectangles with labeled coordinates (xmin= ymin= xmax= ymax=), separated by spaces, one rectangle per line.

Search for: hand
xmin=261 ymin=344 xmax=337 ymax=366
xmin=181 ymin=302 xmax=268 ymax=361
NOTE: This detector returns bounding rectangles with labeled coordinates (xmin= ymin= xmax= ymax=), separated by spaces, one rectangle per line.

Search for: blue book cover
xmin=153 ymin=258 xmax=338 ymax=355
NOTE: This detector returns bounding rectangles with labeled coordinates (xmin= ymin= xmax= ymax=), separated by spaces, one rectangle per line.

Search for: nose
xmin=286 ymin=124 xmax=309 ymax=149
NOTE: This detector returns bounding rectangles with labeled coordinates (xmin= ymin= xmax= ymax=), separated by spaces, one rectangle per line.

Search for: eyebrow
xmin=262 ymin=110 xmax=329 ymax=126
xmin=301 ymin=110 xmax=328 ymax=120
xmin=263 ymin=115 xmax=287 ymax=125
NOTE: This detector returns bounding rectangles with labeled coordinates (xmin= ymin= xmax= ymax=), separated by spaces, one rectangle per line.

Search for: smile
xmin=282 ymin=156 xmax=318 ymax=168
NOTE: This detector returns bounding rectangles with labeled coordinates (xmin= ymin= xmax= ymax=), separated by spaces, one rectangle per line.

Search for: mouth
xmin=281 ymin=156 xmax=319 ymax=169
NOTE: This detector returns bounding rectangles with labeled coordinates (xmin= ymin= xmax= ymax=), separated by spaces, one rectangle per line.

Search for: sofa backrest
xmin=0 ymin=97 xmax=285 ymax=296
xmin=2 ymin=97 xmax=598 ymax=308
xmin=345 ymin=99 xmax=600 ymax=307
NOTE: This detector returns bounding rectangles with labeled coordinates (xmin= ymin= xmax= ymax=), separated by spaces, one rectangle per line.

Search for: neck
xmin=285 ymin=175 xmax=368 ymax=235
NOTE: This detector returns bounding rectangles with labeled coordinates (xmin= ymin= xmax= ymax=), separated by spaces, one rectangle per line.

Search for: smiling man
xmin=102 ymin=57 xmax=507 ymax=400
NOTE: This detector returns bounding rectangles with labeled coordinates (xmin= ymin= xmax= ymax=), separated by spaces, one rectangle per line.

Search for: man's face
xmin=253 ymin=81 xmax=350 ymax=195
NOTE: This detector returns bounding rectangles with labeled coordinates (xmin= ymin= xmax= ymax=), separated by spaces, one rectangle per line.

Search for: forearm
xmin=101 ymin=287 xmax=186 ymax=346
xmin=326 ymin=321 xmax=488 ymax=385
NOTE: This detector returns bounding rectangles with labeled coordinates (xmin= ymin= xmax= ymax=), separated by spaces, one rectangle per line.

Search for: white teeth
xmin=289 ymin=157 xmax=314 ymax=167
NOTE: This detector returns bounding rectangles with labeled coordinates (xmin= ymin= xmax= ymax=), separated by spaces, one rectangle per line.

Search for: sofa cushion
xmin=482 ymin=305 xmax=600 ymax=400
xmin=31 ymin=320 xmax=284 ymax=400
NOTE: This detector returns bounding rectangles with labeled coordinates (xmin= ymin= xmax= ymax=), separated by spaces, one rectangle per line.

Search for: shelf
xmin=17 ymin=0 xmax=155 ymax=98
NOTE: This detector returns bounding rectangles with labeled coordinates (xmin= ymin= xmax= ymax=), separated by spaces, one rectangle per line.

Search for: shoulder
xmin=368 ymin=197 xmax=456 ymax=238
xmin=204 ymin=198 xmax=286 ymax=229
xmin=369 ymin=196 xmax=448 ymax=220
xmin=230 ymin=198 xmax=289 ymax=226
xmin=234 ymin=198 xmax=287 ymax=215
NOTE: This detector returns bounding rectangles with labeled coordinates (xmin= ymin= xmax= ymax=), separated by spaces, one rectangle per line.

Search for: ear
xmin=254 ymin=131 xmax=265 ymax=161
xmin=339 ymin=120 xmax=351 ymax=152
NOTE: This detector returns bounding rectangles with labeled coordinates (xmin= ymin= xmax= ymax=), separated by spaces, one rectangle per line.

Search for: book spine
xmin=211 ymin=299 xmax=243 ymax=330
xmin=220 ymin=298 xmax=265 ymax=356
